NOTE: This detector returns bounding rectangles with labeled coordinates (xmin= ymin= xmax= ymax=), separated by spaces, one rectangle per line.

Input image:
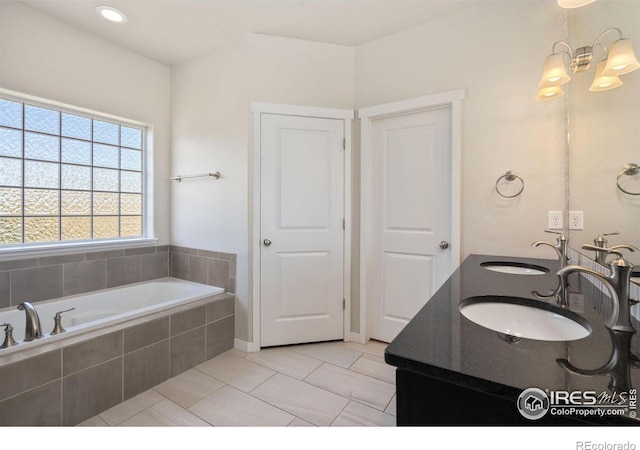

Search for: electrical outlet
xmin=548 ymin=211 xmax=563 ymax=230
xmin=569 ymin=211 xmax=584 ymax=230
xmin=569 ymin=293 xmax=584 ymax=313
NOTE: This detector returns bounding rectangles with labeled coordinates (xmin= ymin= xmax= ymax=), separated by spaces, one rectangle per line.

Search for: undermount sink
xmin=459 ymin=296 xmax=591 ymax=341
xmin=480 ymin=261 xmax=549 ymax=275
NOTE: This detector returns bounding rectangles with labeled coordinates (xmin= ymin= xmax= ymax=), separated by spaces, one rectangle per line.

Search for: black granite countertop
xmin=385 ymin=254 xmax=640 ymax=424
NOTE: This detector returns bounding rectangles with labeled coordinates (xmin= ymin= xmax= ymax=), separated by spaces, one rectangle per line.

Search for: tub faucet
xmin=531 ymin=230 xmax=569 ymax=268
xmin=557 ymin=245 xmax=637 ymax=333
xmin=17 ymin=302 xmax=43 ymax=342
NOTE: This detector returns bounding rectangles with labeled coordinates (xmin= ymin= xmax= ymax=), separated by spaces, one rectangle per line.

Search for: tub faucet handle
xmin=0 ymin=323 xmax=18 ymax=349
xmin=50 ymin=308 xmax=75 ymax=336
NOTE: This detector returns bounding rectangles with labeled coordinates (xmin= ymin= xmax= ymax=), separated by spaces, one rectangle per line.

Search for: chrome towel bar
xmin=616 ymin=163 xmax=640 ymax=196
xmin=496 ymin=170 xmax=524 ymax=198
xmin=170 ymin=172 xmax=221 ymax=182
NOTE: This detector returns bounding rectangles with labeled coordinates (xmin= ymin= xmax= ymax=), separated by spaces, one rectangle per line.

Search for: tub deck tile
xmin=62 ymin=358 xmax=123 ymax=426
xmin=63 ymin=331 xmax=123 ymax=376
xmin=123 ymin=340 xmax=170 ymax=400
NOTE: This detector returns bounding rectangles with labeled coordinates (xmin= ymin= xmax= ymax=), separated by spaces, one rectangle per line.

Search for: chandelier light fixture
xmin=537 ymin=28 xmax=640 ymax=100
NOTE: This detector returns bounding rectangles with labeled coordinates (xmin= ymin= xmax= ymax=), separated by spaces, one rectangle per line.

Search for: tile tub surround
xmin=169 ymin=246 xmax=236 ymax=294
xmin=0 ymin=293 xmax=235 ymax=426
xmin=0 ymin=245 xmax=236 ymax=309
xmin=0 ymin=245 xmax=170 ymax=309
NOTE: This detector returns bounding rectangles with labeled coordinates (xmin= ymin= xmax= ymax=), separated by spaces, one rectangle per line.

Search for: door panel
xmin=369 ymin=107 xmax=452 ymax=342
xmin=260 ymin=114 xmax=344 ymax=347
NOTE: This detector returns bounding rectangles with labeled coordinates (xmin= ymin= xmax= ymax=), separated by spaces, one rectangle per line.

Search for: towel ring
xmin=616 ymin=163 xmax=640 ymax=196
xmin=496 ymin=170 xmax=524 ymax=198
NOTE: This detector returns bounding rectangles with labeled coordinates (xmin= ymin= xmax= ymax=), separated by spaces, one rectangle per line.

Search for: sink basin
xmin=480 ymin=261 xmax=549 ymax=275
xmin=459 ymin=296 xmax=591 ymax=341
xmin=632 ymin=271 xmax=640 ymax=285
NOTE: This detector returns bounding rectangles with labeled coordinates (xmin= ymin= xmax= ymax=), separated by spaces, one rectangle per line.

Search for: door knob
xmin=263 ymin=238 xmax=272 ymax=247
xmin=439 ymin=241 xmax=449 ymax=250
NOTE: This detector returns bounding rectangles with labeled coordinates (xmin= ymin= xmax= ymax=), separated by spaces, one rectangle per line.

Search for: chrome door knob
xmin=439 ymin=241 xmax=449 ymax=250
xmin=263 ymin=238 xmax=272 ymax=247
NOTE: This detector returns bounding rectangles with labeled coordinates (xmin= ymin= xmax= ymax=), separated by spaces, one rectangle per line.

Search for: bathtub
xmin=0 ymin=277 xmax=224 ymax=357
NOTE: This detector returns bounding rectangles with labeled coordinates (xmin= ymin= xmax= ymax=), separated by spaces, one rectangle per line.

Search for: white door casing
xmin=251 ymin=104 xmax=353 ymax=349
xmin=359 ymin=90 xmax=464 ymax=344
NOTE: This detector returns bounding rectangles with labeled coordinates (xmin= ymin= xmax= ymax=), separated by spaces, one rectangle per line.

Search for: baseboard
xmin=234 ymin=338 xmax=260 ymax=352
xmin=349 ymin=332 xmax=367 ymax=344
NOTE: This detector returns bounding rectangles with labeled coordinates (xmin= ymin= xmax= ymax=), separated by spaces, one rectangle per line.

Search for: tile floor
xmin=79 ymin=340 xmax=396 ymax=427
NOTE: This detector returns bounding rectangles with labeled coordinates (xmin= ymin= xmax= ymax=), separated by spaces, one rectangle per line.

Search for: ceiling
xmin=19 ymin=0 xmax=477 ymax=66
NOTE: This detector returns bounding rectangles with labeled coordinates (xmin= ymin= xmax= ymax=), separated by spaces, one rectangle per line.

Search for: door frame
xmin=250 ymin=102 xmax=354 ymax=351
xmin=357 ymin=89 xmax=465 ymax=344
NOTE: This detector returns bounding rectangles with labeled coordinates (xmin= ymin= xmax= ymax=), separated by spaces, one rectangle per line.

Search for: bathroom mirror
xmin=567 ymin=1 xmax=640 ymax=267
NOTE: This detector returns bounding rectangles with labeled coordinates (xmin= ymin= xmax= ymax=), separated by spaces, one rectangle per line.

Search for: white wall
xmin=355 ymin=1 xmax=567 ymax=261
xmin=0 ymin=1 xmax=171 ymax=244
xmin=170 ymin=38 xmax=251 ymax=339
xmin=171 ymin=33 xmax=354 ymax=343
xmin=247 ymin=33 xmax=355 ymax=109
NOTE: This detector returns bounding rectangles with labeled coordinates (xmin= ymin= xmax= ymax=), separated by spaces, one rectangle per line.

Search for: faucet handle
xmin=610 ymin=244 xmax=639 ymax=253
xmin=581 ymin=244 xmax=625 ymax=259
xmin=544 ymin=230 xmax=567 ymax=241
xmin=0 ymin=323 xmax=18 ymax=349
xmin=594 ymin=232 xmax=620 ymax=247
xmin=50 ymin=308 xmax=75 ymax=336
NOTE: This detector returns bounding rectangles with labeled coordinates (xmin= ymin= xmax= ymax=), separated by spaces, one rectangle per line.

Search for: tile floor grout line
xmin=83 ymin=343 xmax=396 ymax=427
xmin=243 ymin=357 xmax=357 ymax=427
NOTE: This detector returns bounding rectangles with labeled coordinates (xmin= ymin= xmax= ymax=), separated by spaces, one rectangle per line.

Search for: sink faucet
xmin=557 ymin=245 xmax=637 ymax=333
xmin=592 ymin=232 xmax=619 ymax=265
xmin=17 ymin=302 xmax=43 ymax=342
xmin=532 ymin=230 xmax=569 ymax=268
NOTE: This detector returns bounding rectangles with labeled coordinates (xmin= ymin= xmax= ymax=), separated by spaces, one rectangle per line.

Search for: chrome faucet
xmin=557 ymin=245 xmax=637 ymax=333
xmin=17 ymin=302 xmax=43 ymax=342
xmin=592 ymin=232 xmax=619 ymax=265
xmin=532 ymin=230 xmax=569 ymax=268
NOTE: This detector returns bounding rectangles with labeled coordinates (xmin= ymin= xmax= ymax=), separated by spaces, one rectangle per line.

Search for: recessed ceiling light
xmin=96 ymin=6 xmax=128 ymax=24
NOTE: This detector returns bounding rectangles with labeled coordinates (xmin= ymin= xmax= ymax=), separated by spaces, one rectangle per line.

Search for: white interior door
xmin=260 ymin=113 xmax=345 ymax=347
xmin=368 ymin=106 xmax=453 ymax=343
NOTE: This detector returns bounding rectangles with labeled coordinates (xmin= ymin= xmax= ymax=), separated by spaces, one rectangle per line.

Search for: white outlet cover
xmin=548 ymin=211 xmax=563 ymax=230
xmin=569 ymin=211 xmax=584 ymax=230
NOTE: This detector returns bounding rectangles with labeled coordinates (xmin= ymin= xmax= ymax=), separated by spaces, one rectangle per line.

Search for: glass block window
xmin=0 ymin=95 xmax=144 ymax=245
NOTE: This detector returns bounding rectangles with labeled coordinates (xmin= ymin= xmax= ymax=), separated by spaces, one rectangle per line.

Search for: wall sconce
xmin=537 ymin=28 xmax=640 ymax=99
xmin=557 ymin=0 xmax=595 ymax=8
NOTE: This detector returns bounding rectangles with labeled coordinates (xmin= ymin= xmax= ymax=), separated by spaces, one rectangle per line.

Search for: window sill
xmin=0 ymin=238 xmax=159 ymax=261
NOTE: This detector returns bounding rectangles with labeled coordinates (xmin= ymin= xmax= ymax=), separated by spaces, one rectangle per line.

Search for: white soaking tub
xmin=0 ymin=277 xmax=224 ymax=357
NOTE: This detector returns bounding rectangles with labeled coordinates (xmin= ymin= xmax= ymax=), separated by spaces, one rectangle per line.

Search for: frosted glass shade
xmin=602 ymin=39 xmax=640 ymax=76
xmin=557 ymin=0 xmax=595 ymax=8
xmin=589 ymin=60 xmax=623 ymax=91
xmin=536 ymin=85 xmax=565 ymax=100
xmin=539 ymin=53 xmax=571 ymax=87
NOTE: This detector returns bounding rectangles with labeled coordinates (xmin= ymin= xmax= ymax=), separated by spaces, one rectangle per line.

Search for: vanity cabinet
xmin=385 ymin=254 xmax=640 ymax=426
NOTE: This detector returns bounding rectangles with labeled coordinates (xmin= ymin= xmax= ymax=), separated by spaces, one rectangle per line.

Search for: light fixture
xmin=96 ymin=6 xmax=128 ymax=24
xmin=602 ymin=39 xmax=640 ymax=76
xmin=589 ymin=60 xmax=623 ymax=92
xmin=536 ymin=85 xmax=565 ymax=100
xmin=557 ymin=0 xmax=596 ymax=8
xmin=539 ymin=53 xmax=571 ymax=88
xmin=537 ymin=28 xmax=639 ymax=99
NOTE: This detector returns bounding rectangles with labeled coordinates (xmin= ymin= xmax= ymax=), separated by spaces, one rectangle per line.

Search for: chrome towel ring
xmin=616 ymin=163 xmax=640 ymax=196
xmin=496 ymin=170 xmax=524 ymax=198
